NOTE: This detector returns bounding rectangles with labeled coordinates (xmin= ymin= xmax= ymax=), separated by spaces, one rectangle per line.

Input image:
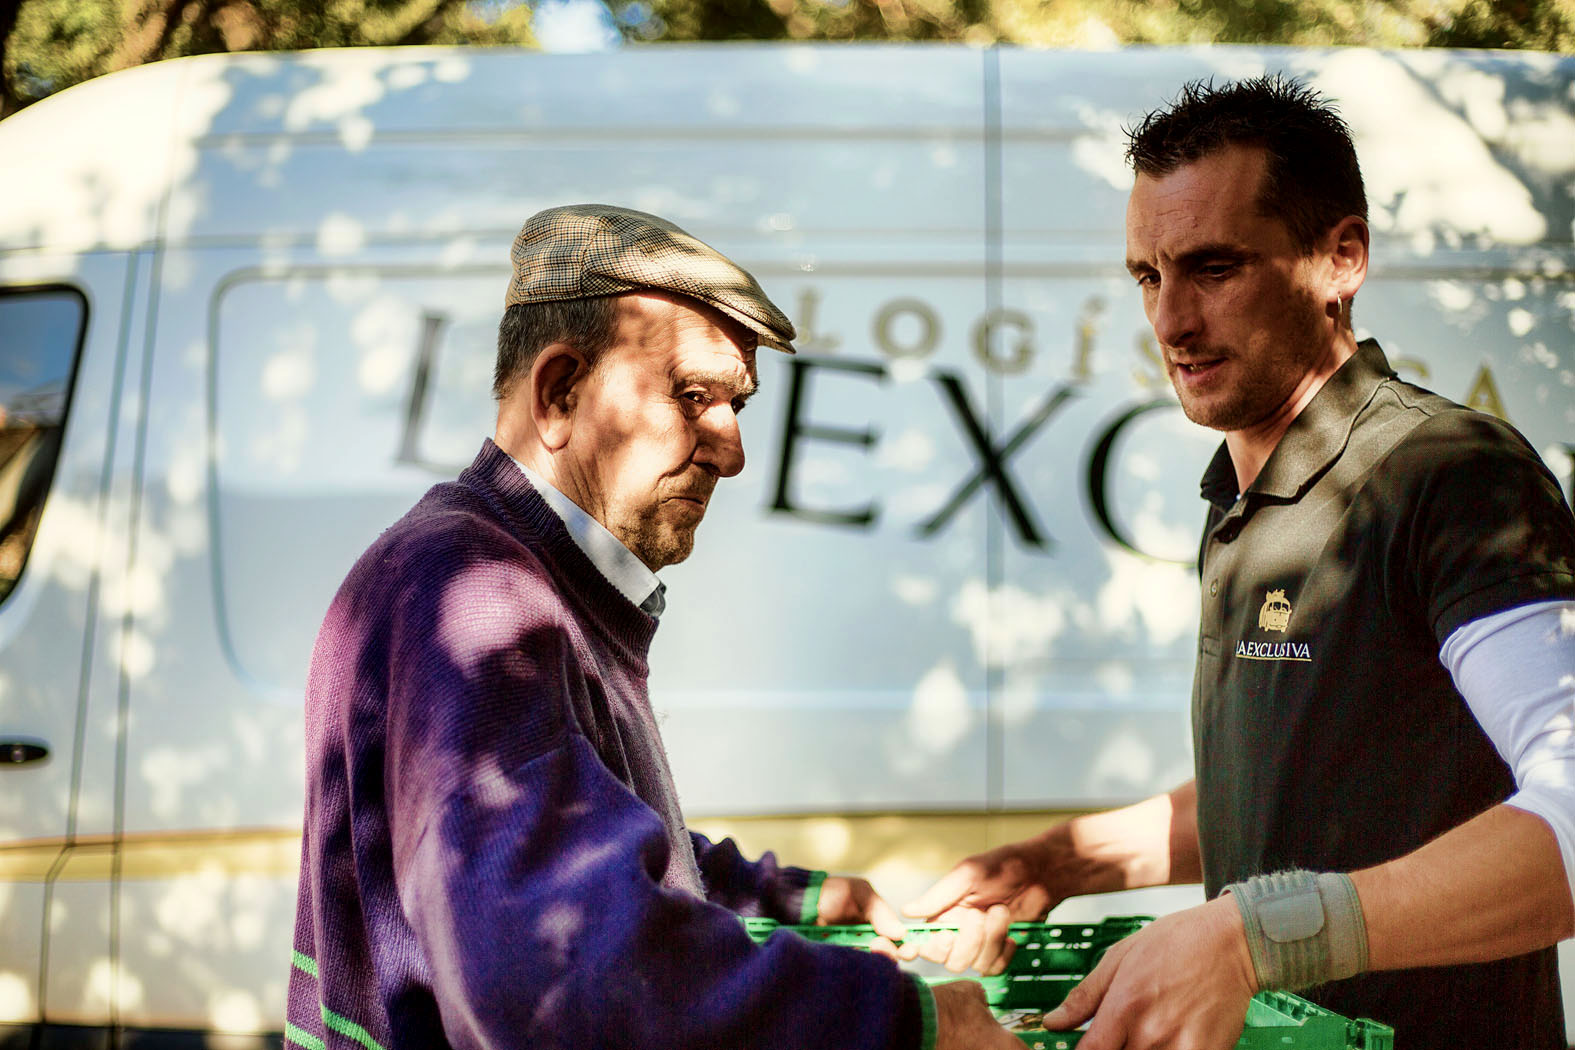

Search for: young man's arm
xmin=903 ymin=781 xmax=1201 ymax=974
xmin=1040 ymin=801 xmax=1571 ymax=1050
xmin=1040 ymin=601 xmax=1575 ymax=1050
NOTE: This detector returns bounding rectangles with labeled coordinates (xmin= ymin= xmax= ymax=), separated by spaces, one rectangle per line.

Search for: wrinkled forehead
xmin=615 ymin=291 xmax=758 ymax=377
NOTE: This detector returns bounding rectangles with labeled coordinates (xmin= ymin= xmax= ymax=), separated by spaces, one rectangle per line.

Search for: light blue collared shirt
xmin=512 ymin=458 xmax=666 ymax=619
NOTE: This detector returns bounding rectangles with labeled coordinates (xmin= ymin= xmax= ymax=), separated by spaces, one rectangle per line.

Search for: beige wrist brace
xmin=1225 ymin=870 xmax=1368 ymax=991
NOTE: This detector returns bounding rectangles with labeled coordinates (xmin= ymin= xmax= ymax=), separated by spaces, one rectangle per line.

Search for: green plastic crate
xmin=742 ymin=917 xmax=1392 ymax=1050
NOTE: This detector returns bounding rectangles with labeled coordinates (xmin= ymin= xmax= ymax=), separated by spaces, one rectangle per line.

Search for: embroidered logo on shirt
xmin=1236 ymin=589 xmax=1312 ymax=662
xmin=1257 ymin=589 xmax=1293 ymax=632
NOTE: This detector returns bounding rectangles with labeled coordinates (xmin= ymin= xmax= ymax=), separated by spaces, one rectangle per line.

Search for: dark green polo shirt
xmin=1193 ymin=339 xmax=1575 ymax=1048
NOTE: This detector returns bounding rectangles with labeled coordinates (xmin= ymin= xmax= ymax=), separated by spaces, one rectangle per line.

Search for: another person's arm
xmin=903 ymin=781 xmax=1201 ymax=973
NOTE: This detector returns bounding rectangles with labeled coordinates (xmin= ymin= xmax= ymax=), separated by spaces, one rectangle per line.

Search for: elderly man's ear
xmin=527 ymin=343 xmax=589 ymax=452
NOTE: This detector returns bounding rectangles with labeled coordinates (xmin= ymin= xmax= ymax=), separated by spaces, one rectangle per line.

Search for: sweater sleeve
xmin=398 ymin=735 xmax=925 ymax=1050
xmin=690 ymin=832 xmax=826 ymax=924
xmin=381 ymin=535 xmax=926 ymax=1050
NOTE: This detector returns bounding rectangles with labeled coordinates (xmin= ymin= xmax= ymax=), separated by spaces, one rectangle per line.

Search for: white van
xmin=0 ymin=42 xmax=1570 ymax=1043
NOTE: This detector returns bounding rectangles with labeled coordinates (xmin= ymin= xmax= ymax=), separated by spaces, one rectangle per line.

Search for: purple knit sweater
xmin=287 ymin=439 xmax=929 ymax=1050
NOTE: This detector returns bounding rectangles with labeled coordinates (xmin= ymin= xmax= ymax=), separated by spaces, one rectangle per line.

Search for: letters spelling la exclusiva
xmin=392 ymin=289 xmax=1574 ymax=565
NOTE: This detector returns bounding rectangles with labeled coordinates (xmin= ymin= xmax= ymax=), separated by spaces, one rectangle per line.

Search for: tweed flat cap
xmin=505 ymin=204 xmax=796 ymax=353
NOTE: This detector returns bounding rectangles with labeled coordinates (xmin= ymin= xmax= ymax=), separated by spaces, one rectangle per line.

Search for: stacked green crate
xmin=742 ymin=918 xmax=1393 ymax=1050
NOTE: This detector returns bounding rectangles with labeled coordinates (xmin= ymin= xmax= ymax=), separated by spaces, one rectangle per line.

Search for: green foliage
xmin=617 ymin=0 xmax=1575 ymax=49
xmin=3 ymin=0 xmax=1570 ymax=118
xmin=1429 ymin=0 xmax=1575 ymax=49
xmin=1 ymin=0 xmax=537 ymax=115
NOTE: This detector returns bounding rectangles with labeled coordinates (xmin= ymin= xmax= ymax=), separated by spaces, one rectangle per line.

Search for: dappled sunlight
xmin=85 ymin=957 xmax=141 ymax=1014
xmin=436 ymin=564 xmax=559 ymax=679
xmin=1325 ymin=52 xmax=1548 ymax=244
xmin=891 ymin=573 xmax=938 ymax=607
xmin=209 ymin=988 xmax=264 ymax=1033
xmin=282 ymin=53 xmax=391 ymax=146
xmin=23 ymin=491 xmax=102 ymax=593
xmin=1095 ymin=556 xmax=1197 ymax=646
xmin=260 ymin=329 xmax=320 ymax=401
xmin=114 ymin=862 xmax=296 ymax=1029
xmin=154 ymin=866 xmax=229 ymax=943
xmin=0 ymin=971 xmax=33 ymax=1022
xmin=897 ymin=661 xmax=974 ymax=764
xmin=1085 ymin=726 xmax=1160 ymax=796
xmin=874 ymin=426 xmax=939 ymax=473
xmin=536 ymin=901 xmax=588 ymax=956
xmin=951 ymin=579 xmax=1069 ymax=667
xmin=1427 ymin=278 xmax=1489 ymax=329
xmin=351 ymin=294 xmax=420 ymax=394
xmin=799 ymin=817 xmax=855 ymax=861
xmin=1069 ymin=102 xmax=1134 ymax=191
xmin=2 ymin=41 xmax=1571 ymax=1038
xmin=227 ymin=873 xmax=276 ymax=952
xmin=1123 ymin=490 xmax=1199 ymax=559
xmin=317 ymin=212 xmax=369 ymax=257
xmin=141 ymin=746 xmax=231 ymax=822
xmin=0 ymin=63 xmax=229 ymax=251
xmin=887 ymin=479 xmax=955 ymax=518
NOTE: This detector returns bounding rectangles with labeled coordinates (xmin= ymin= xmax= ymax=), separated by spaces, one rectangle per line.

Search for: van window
xmin=0 ymin=288 xmax=86 ymax=605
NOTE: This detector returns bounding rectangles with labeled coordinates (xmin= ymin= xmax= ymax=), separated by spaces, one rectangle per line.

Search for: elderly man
xmin=286 ymin=205 xmax=1017 ymax=1050
xmin=906 ymin=77 xmax=1575 ymax=1049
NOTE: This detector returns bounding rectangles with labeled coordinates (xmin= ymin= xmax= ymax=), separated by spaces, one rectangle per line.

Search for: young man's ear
xmin=529 ymin=343 xmax=588 ymax=451
xmin=1326 ymin=214 xmax=1370 ymax=312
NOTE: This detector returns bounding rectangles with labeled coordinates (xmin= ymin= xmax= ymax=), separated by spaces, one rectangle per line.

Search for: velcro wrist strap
xmin=1225 ymin=870 xmax=1368 ymax=991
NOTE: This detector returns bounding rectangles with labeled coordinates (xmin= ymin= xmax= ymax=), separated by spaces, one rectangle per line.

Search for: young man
xmin=288 ymin=204 xmax=1018 ymax=1050
xmin=906 ymin=77 xmax=1575 ymax=1049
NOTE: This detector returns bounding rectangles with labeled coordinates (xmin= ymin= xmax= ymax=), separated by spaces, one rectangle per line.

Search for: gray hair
xmin=493 ymin=296 xmax=621 ymax=399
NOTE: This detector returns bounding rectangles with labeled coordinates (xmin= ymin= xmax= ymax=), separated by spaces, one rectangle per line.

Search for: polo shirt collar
xmin=510 ymin=457 xmax=667 ymax=619
xmin=1199 ymin=338 xmax=1396 ymax=511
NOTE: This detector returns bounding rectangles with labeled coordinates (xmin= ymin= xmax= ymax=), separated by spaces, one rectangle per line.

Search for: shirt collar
xmin=1198 ymin=338 xmax=1397 ymax=509
xmin=511 ymin=458 xmax=667 ymax=619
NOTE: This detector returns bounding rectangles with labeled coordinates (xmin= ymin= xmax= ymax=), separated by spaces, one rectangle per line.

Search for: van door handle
xmin=0 ymin=740 xmax=49 ymax=765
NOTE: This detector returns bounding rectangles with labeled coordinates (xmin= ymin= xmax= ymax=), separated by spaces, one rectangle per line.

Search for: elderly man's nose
xmin=697 ymin=407 xmax=745 ymax=478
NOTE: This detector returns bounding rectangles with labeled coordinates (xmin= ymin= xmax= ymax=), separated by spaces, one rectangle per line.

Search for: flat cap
xmin=505 ymin=204 xmax=796 ymax=353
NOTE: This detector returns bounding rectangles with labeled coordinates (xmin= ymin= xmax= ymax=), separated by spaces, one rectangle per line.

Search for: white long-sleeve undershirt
xmin=1441 ymin=599 xmax=1575 ymax=904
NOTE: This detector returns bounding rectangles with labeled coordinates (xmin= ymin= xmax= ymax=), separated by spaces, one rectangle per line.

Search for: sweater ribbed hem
xmin=798 ymin=869 xmax=827 ymax=924
xmin=911 ymin=975 xmax=938 ymax=1050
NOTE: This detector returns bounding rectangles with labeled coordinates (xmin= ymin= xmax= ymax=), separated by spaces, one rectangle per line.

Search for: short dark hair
xmin=493 ymin=295 xmax=621 ymax=399
xmin=1125 ymin=74 xmax=1367 ymax=253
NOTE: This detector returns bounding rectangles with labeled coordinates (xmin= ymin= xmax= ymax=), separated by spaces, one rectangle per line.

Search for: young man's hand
xmin=1040 ymin=896 xmax=1255 ymax=1050
xmin=902 ymin=838 xmax=1057 ymax=974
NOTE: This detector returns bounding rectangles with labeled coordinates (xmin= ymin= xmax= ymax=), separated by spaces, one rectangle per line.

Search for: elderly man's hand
xmin=1040 ymin=896 xmax=1257 ymax=1050
xmin=813 ymin=876 xmax=920 ymax=960
xmin=931 ymin=980 xmax=1025 ymax=1050
xmin=902 ymin=838 xmax=1059 ymax=974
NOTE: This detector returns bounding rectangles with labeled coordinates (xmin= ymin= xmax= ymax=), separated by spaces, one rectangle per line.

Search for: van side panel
xmin=0 ymin=44 xmax=1568 ymax=1038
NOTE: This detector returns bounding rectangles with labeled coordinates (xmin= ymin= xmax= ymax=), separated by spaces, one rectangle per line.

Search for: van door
xmin=0 ymin=253 xmax=129 ymax=1030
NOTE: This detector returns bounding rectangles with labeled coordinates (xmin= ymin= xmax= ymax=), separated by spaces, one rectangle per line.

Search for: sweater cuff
xmin=909 ymin=974 xmax=937 ymax=1050
xmin=798 ymin=869 xmax=827 ymax=924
